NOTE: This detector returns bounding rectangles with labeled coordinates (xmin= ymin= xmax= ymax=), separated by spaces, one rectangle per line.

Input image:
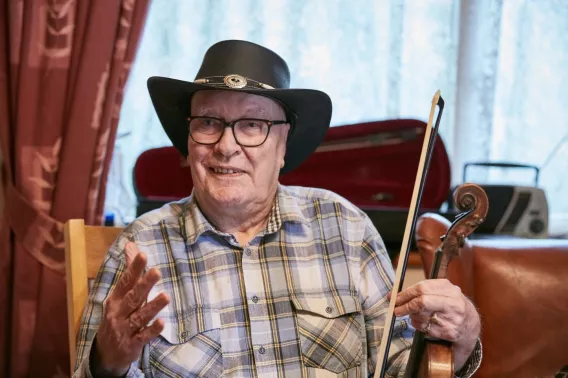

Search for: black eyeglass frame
xmin=187 ymin=116 xmax=289 ymax=147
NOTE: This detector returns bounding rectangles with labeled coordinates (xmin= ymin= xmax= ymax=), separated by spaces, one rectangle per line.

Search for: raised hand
xmin=93 ymin=242 xmax=170 ymax=376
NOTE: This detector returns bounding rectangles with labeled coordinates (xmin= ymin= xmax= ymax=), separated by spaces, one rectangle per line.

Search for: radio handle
xmin=463 ymin=161 xmax=540 ymax=186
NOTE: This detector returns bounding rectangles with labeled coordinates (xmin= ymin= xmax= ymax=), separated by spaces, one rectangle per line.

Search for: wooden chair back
xmin=64 ymin=219 xmax=123 ymax=373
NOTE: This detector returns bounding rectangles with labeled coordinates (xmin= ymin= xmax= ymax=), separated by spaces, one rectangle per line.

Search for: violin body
xmin=407 ymin=326 xmax=454 ymax=378
xmin=419 ymin=340 xmax=453 ymax=378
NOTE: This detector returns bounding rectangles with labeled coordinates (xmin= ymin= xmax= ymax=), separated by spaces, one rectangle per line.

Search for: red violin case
xmin=278 ymin=119 xmax=450 ymax=210
xmin=133 ymin=119 xmax=453 ymax=256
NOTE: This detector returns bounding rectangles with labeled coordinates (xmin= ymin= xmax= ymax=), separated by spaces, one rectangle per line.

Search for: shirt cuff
xmin=455 ymin=337 xmax=482 ymax=378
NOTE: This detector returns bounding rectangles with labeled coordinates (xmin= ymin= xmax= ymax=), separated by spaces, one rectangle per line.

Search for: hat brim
xmin=147 ymin=76 xmax=332 ymax=175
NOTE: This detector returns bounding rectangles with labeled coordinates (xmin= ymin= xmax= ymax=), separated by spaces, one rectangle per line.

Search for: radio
xmin=451 ymin=162 xmax=549 ymax=239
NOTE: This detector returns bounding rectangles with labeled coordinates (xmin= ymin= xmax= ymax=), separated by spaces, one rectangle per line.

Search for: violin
xmin=373 ymin=91 xmax=489 ymax=377
xmin=404 ymin=183 xmax=488 ymax=377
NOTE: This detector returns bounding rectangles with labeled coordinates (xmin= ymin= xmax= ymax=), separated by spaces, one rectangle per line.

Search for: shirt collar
xmin=274 ymin=184 xmax=311 ymax=227
xmin=182 ymin=184 xmax=309 ymax=245
xmin=181 ymin=192 xmax=215 ymax=245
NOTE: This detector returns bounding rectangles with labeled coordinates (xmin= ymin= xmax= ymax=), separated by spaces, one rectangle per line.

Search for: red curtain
xmin=0 ymin=1 xmax=149 ymax=376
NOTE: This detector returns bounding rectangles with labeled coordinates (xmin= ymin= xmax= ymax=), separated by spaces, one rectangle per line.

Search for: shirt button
xmin=180 ymin=331 xmax=188 ymax=339
xmin=325 ymin=306 xmax=333 ymax=314
xmin=258 ymin=346 xmax=266 ymax=354
xmin=252 ymin=295 xmax=259 ymax=303
xmin=245 ymin=249 xmax=251 ymax=256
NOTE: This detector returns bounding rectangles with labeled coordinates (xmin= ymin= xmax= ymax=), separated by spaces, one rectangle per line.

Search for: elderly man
xmin=74 ymin=40 xmax=482 ymax=378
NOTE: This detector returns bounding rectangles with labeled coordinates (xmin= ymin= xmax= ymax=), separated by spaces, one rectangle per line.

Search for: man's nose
xmin=214 ymin=126 xmax=241 ymax=156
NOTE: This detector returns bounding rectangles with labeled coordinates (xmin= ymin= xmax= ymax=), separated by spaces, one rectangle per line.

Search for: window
xmin=105 ymin=0 xmax=568 ymax=236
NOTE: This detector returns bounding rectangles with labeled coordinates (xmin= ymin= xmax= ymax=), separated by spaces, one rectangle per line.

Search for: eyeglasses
xmin=187 ymin=116 xmax=288 ymax=147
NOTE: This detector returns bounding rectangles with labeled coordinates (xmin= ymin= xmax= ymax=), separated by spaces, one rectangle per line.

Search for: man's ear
xmin=280 ymin=126 xmax=290 ymax=164
xmin=282 ymin=123 xmax=291 ymax=143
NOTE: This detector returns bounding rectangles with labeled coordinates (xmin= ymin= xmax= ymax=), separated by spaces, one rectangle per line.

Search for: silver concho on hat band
xmin=224 ymin=74 xmax=247 ymax=88
xmin=193 ymin=75 xmax=275 ymax=89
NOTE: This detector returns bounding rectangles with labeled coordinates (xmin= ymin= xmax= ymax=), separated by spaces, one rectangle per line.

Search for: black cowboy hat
xmin=147 ymin=40 xmax=332 ymax=174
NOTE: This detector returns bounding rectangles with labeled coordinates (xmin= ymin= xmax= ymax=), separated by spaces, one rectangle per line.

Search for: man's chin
xmin=207 ymin=187 xmax=247 ymax=207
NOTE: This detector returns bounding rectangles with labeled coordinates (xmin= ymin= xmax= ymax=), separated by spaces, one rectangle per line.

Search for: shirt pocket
xmin=148 ymin=308 xmax=223 ymax=378
xmin=291 ymin=294 xmax=364 ymax=374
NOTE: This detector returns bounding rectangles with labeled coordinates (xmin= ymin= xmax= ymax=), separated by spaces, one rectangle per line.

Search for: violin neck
xmin=430 ymin=247 xmax=451 ymax=280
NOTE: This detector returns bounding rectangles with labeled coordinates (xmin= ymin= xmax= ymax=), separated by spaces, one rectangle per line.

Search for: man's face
xmin=188 ymin=90 xmax=290 ymax=209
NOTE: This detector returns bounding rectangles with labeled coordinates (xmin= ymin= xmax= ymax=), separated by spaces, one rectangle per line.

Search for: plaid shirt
xmin=74 ymin=185 xmax=481 ymax=378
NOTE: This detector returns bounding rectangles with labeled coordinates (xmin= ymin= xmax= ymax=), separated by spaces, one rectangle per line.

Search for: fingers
xmin=112 ymin=245 xmax=147 ymax=299
xmin=134 ymin=318 xmax=165 ymax=346
xmin=127 ymin=293 xmax=170 ymax=332
xmin=409 ymin=312 xmax=432 ymax=325
xmin=394 ymin=295 xmax=448 ymax=316
xmin=409 ymin=311 xmax=446 ymax=328
xmin=125 ymin=242 xmax=141 ymax=267
xmin=410 ymin=317 xmax=430 ymax=333
xmin=410 ymin=316 xmax=460 ymax=341
xmin=393 ymin=279 xmax=463 ymax=316
xmin=395 ymin=279 xmax=453 ymax=306
xmin=119 ymin=268 xmax=162 ymax=317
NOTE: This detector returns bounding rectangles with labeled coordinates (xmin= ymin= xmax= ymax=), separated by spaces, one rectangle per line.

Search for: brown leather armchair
xmin=415 ymin=213 xmax=568 ymax=378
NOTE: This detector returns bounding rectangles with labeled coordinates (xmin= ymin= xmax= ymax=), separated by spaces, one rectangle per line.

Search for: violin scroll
xmin=442 ymin=184 xmax=489 ymax=259
xmin=453 ymin=183 xmax=489 ymax=226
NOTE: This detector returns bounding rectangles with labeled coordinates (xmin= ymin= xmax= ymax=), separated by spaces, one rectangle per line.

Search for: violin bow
xmin=374 ymin=90 xmax=445 ymax=377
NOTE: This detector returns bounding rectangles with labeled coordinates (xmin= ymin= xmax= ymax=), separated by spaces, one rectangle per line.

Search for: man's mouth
xmin=210 ymin=167 xmax=244 ymax=175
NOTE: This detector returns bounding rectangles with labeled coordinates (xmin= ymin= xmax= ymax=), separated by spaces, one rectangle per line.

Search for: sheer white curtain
xmin=454 ymin=0 xmax=568 ymax=234
xmin=105 ymin=0 xmax=568 ymax=235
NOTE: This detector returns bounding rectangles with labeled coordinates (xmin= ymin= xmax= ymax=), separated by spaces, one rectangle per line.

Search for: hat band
xmin=194 ymin=74 xmax=275 ymax=90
